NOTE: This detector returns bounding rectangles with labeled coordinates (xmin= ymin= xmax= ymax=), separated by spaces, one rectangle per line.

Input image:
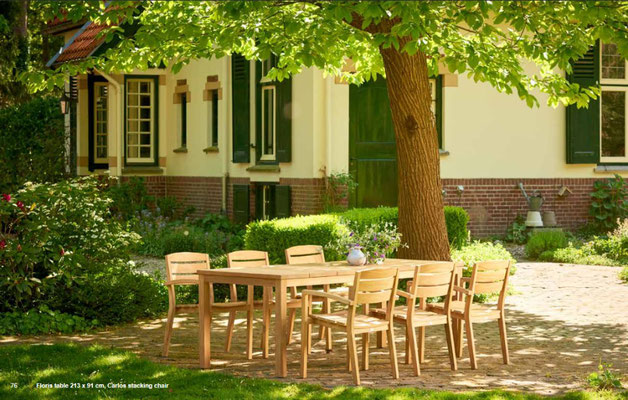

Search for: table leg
xmin=199 ymin=277 xmax=212 ymax=369
xmin=262 ymin=286 xmax=271 ymax=359
xmin=275 ymin=280 xmax=288 ymax=377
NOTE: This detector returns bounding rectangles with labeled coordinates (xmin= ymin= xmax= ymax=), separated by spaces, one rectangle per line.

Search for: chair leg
xmin=162 ymin=306 xmax=176 ymax=357
xmin=300 ymin=315 xmax=310 ymax=378
xmin=162 ymin=286 xmax=176 ymax=357
xmin=444 ymin=322 xmax=458 ymax=371
xmin=362 ymin=333 xmax=369 ymax=371
xmin=225 ymin=311 xmax=236 ymax=352
xmin=455 ymin=319 xmax=464 ymax=358
xmin=386 ymin=325 xmax=399 ymax=380
xmin=404 ymin=323 xmax=411 ymax=365
xmin=347 ymin=332 xmax=360 ymax=385
xmin=377 ymin=301 xmax=387 ymax=348
xmin=261 ymin=287 xmax=271 ymax=358
xmin=498 ymin=317 xmax=510 ymax=365
xmin=464 ymin=319 xmax=477 ymax=369
xmin=418 ymin=326 xmax=425 ymax=363
xmin=407 ymin=325 xmax=420 ymax=377
xmin=286 ymin=308 xmax=297 ymax=345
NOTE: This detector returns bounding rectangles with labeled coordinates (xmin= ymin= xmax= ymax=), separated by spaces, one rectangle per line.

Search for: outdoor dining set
xmin=161 ymin=246 xmax=511 ymax=385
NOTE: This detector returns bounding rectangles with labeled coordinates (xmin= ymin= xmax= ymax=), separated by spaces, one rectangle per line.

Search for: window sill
xmin=203 ymin=146 xmax=219 ymax=153
xmin=173 ymin=147 xmax=188 ymax=153
xmin=122 ymin=166 xmax=164 ymax=175
xmin=246 ymin=164 xmax=281 ymax=173
xmin=594 ymin=164 xmax=628 ymax=173
xmin=439 ymin=149 xmax=450 ymax=156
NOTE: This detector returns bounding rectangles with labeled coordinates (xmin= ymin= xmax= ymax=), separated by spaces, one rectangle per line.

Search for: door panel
xmin=349 ymin=79 xmax=398 ymax=207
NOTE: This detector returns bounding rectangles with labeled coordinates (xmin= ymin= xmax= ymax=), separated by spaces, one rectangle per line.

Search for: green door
xmin=349 ymin=79 xmax=398 ymax=207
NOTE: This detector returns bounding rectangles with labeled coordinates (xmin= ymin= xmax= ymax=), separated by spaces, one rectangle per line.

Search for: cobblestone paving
xmin=2 ymin=262 xmax=626 ymax=394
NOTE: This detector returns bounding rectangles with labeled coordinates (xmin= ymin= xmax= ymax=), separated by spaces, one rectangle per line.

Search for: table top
xmin=197 ymin=258 xmax=461 ymax=280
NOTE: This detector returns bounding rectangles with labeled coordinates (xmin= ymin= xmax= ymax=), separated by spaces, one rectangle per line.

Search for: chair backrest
xmin=409 ymin=262 xmax=456 ymax=308
xmin=350 ymin=268 xmax=399 ymax=307
xmin=468 ymin=260 xmax=511 ymax=308
xmin=165 ymin=252 xmax=210 ymax=283
xmin=285 ymin=245 xmax=325 ymax=265
xmin=227 ymin=250 xmax=269 ymax=268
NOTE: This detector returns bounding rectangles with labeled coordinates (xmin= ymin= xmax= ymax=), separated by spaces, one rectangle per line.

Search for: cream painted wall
xmin=74 ymin=58 xmax=627 ymax=181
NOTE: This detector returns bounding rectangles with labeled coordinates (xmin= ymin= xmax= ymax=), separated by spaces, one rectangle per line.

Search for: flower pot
xmin=525 ymin=211 xmax=543 ymax=227
xmin=347 ymin=249 xmax=366 ymax=266
xmin=542 ymin=211 xmax=557 ymax=227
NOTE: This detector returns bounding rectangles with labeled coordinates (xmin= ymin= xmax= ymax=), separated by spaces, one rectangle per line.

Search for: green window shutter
xmin=232 ymin=54 xmax=250 ymax=163
xmin=274 ymin=185 xmax=291 ymax=218
xmin=276 ymin=76 xmax=292 ymax=162
xmin=232 ymin=184 xmax=250 ymax=224
xmin=566 ymin=42 xmax=600 ymax=164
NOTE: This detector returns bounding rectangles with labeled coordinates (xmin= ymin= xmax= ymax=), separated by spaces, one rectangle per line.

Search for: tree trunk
xmin=14 ymin=0 xmax=29 ymax=72
xmin=379 ymin=41 xmax=450 ymax=261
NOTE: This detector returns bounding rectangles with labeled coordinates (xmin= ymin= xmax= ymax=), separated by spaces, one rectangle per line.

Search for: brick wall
xmin=442 ymin=178 xmax=596 ymax=237
xmin=135 ymin=175 xmax=596 ymax=237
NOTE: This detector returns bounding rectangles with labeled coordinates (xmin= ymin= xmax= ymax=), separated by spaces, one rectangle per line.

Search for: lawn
xmin=0 ymin=343 xmax=625 ymax=400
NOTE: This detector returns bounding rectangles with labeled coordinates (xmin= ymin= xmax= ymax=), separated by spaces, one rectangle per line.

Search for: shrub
xmin=245 ymin=214 xmax=349 ymax=263
xmin=107 ymin=177 xmax=155 ymax=221
xmin=620 ymin=267 xmax=628 ymax=283
xmin=338 ymin=206 xmax=469 ymax=249
xmin=525 ymin=230 xmax=568 ymax=259
xmin=505 ymin=215 xmax=529 ymax=244
xmin=0 ymin=306 xmax=98 ymax=336
xmin=323 ymin=172 xmax=358 ymax=212
xmin=539 ymin=243 xmax=626 ymax=267
xmin=0 ymin=97 xmax=68 ymax=193
xmin=590 ymin=174 xmax=628 ymax=232
xmin=451 ymin=241 xmax=517 ymax=273
xmin=587 ymin=362 xmax=623 ymax=391
xmin=161 ymin=226 xmax=228 ymax=257
xmin=0 ymin=177 xmax=140 ymax=312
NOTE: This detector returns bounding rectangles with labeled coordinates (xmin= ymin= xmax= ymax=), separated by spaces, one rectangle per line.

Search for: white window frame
xmin=126 ymin=78 xmax=155 ymax=164
xmin=260 ymin=85 xmax=276 ymax=161
xmin=600 ymin=43 xmax=628 ymax=163
xmin=93 ymin=82 xmax=109 ymax=164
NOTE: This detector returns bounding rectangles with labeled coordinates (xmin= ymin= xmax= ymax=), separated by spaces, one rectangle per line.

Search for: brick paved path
xmin=2 ymin=262 xmax=626 ymax=394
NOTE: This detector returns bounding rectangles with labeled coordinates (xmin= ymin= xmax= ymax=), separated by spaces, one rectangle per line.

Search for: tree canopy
xmin=26 ymin=1 xmax=628 ymax=108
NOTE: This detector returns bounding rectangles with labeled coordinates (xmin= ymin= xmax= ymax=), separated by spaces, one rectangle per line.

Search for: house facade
xmin=48 ymin=20 xmax=628 ymax=237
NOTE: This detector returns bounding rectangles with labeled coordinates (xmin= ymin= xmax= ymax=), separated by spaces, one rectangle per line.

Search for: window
xmin=207 ymin=89 xmax=219 ymax=148
xmin=600 ymin=43 xmax=628 ymax=162
xmin=126 ymin=78 xmax=156 ymax=164
xmin=180 ymin=92 xmax=187 ymax=147
xmin=94 ymin=82 xmax=108 ymax=164
xmin=259 ymin=58 xmax=276 ymax=161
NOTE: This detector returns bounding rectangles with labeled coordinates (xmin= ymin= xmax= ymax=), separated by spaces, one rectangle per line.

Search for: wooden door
xmin=349 ymin=79 xmax=398 ymax=207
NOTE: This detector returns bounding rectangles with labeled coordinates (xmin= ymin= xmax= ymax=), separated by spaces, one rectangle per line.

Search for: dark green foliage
xmin=338 ymin=206 xmax=469 ymax=249
xmin=0 ymin=97 xmax=68 ymax=193
xmin=323 ymin=172 xmax=358 ymax=212
xmin=620 ymin=267 xmax=628 ymax=283
xmin=107 ymin=177 xmax=155 ymax=221
xmin=245 ymin=215 xmax=349 ymax=264
xmin=161 ymin=226 xmax=229 ymax=257
xmin=0 ymin=306 xmax=98 ymax=336
xmin=505 ymin=215 xmax=529 ymax=244
xmin=590 ymin=175 xmax=628 ymax=232
xmin=525 ymin=231 xmax=568 ymax=259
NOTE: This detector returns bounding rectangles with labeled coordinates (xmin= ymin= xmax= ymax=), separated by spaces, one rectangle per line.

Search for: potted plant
xmin=327 ymin=222 xmax=406 ymax=265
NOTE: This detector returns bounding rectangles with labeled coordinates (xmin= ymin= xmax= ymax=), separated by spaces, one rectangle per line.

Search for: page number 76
xmin=10 ymin=383 xmax=18 ymax=388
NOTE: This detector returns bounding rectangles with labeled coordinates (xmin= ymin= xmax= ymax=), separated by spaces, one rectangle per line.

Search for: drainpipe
xmin=222 ymin=57 xmax=232 ymax=214
xmin=325 ymin=75 xmax=333 ymax=180
xmin=95 ymin=69 xmax=122 ymax=178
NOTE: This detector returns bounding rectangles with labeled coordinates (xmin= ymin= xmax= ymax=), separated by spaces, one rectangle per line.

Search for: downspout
xmin=325 ymin=75 xmax=333 ymax=186
xmin=95 ymin=69 xmax=123 ymax=178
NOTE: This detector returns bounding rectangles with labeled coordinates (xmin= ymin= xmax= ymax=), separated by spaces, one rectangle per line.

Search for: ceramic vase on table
xmin=347 ymin=249 xmax=366 ymax=266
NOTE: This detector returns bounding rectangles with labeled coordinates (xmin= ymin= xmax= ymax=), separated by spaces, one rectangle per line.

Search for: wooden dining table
xmin=198 ymin=258 xmax=463 ymax=377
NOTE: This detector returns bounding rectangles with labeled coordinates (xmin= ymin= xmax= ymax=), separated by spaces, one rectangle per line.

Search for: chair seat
xmin=370 ymin=306 xmax=448 ymax=326
xmin=310 ymin=310 xmax=389 ymax=333
xmin=428 ymin=301 xmax=502 ymax=321
xmin=293 ymin=287 xmax=349 ymax=301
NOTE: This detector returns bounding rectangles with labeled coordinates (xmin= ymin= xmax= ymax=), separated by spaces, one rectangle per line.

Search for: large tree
xmin=26 ymin=1 xmax=628 ymax=260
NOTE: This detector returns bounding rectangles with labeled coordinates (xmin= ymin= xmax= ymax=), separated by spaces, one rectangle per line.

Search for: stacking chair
xmin=162 ymin=252 xmax=263 ymax=359
xmin=371 ymin=262 xmax=458 ymax=376
xmin=225 ymin=250 xmax=272 ymax=358
xmin=301 ymin=268 xmax=400 ymax=386
xmin=430 ymin=260 xmax=511 ymax=369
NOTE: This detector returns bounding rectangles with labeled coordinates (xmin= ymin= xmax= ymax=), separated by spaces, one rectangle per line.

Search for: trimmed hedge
xmin=244 ymin=214 xmax=349 ymax=263
xmin=245 ymin=206 xmax=470 ymax=263
xmin=338 ymin=206 xmax=469 ymax=249
xmin=525 ymin=230 xmax=568 ymax=259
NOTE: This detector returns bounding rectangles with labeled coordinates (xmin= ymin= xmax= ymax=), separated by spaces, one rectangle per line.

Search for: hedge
xmin=245 ymin=206 xmax=470 ymax=263
xmin=244 ymin=214 xmax=349 ymax=264
xmin=338 ymin=206 xmax=469 ymax=249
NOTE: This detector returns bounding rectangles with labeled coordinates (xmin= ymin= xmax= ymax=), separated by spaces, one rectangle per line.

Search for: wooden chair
xmin=301 ymin=268 xmax=400 ymax=386
xmin=162 ymin=252 xmax=263 ymax=359
xmin=226 ymin=250 xmax=271 ymax=358
xmin=370 ymin=262 xmax=458 ymax=376
xmin=430 ymin=260 xmax=511 ymax=369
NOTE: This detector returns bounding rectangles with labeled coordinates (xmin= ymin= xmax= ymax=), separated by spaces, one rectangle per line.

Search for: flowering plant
xmin=327 ymin=222 xmax=406 ymax=264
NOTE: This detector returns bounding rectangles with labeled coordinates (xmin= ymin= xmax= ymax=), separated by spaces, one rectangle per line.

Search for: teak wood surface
xmin=198 ymin=258 xmax=461 ymax=377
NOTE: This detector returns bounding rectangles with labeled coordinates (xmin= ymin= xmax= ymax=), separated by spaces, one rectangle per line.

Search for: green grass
xmin=0 ymin=344 xmax=626 ymax=400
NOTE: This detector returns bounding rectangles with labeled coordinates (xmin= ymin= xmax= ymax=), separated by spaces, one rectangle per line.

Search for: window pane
xmin=128 ymin=81 xmax=138 ymax=93
xmin=140 ymin=121 xmax=151 ymax=132
xmin=128 ymin=146 xmax=138 ymax=158
xmin=602 ymin=43 xmax=625 ymax=80
xmin=140 ymin=95 xmax=151 ymax=106
xmin=128 ymin=120 xmax=138 ymax=132
xmin=128 ymin=107 xmax=138 ymax=119
xmin=140 ymin=107 xmax=151 ymax=119
xmin=601 ymin=90 xmax=626 ymax=157
xmin=126 ymin=79 xmax=153 ymax=161
xmin=140 ymin=134 xmax=151 ymax=145
xmin=140 ymin=81 xmax=150 ymax=93
xmin=128 ymin=134 xmax=138 ymax=145
xmin=140 ymin=146 xmax=151 ymax=158
xmin=128 ymin=94 xmax=138 ymax=106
